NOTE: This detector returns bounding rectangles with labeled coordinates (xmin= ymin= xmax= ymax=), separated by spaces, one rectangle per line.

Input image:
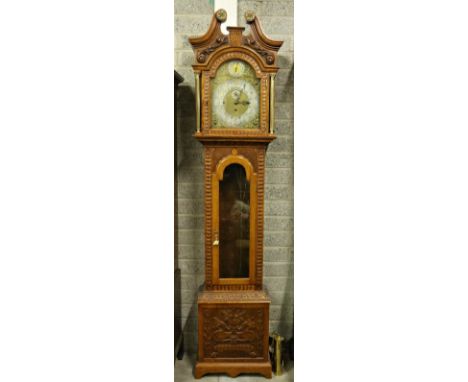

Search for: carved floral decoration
xmin=203 ymin=307 xmax=264 ymax=358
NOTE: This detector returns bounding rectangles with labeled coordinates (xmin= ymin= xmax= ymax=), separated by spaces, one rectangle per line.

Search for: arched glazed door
xmin=212 ymin=155 xmax=257 ymax=285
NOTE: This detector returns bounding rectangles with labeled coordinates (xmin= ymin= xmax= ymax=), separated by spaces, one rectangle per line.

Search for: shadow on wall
xmin=278 ymin=259 xmax=294 ymax=364
xmin=177 ymin=85 xmax=196 ymax=144
xmin=181 ymin=292 xmax=199 ymax=356
xmin=275 ymin=61 xmax=293 ymax=342
xmin=176 ymin=82 xmax=205 ymax=356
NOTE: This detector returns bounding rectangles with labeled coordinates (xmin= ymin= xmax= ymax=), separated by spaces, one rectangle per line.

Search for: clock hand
xmin=233 ymin=100 xmax=250 ymax=105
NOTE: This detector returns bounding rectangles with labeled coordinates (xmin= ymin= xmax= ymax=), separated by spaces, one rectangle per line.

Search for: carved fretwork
xmin=189 ymin=10 xmax=228 ymax=66
xmin=199 ymin=289 xmax=270 ymax=303
xmin=256 ymin=149 xmax=265 ymax=288
xmin=189 ymin=11 xmax=282 ymax=71
xmin=203 ymin=307 xmax=264 ymax=359
xmin=204 ymin=148 xmax=214 ymax=287
xmin=197 ymin=35 xmax=228 ymax=63
xmin=242 ymin=13 xmax=283 ymax=66
xmin=242 ymin=36 xmax=275 ymax=65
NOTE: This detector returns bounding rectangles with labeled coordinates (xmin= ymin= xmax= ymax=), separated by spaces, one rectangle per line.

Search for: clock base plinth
xmin=194 ymin=360 xmax=272 ymax=379
xmin=196 ymin=289 xmax=271 ymax=379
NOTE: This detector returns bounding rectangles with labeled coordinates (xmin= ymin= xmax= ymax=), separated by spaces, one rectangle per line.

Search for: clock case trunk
xmin=194 ymin=140 xmax=274 ymax=379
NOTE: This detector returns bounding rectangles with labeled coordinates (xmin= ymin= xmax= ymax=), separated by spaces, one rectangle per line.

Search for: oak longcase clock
xmin=189 ymin=9 xmax=283 ymax=379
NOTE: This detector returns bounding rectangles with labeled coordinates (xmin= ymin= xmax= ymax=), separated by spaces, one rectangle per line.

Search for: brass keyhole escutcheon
xmin=213 ymin=232 xmax=219 ymax=246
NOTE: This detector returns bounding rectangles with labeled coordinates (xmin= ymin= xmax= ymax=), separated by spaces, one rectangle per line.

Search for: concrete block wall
xmin=175 ymin=0 xmax=294 ymax=355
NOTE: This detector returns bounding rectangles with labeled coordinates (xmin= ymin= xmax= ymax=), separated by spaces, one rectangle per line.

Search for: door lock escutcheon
xmin=213 ymin=233 xmax=219 ymax=246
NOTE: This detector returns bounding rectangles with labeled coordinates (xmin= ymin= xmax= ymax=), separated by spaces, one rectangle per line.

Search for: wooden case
xmin=189 ymin=9 xmax=283 ymax=379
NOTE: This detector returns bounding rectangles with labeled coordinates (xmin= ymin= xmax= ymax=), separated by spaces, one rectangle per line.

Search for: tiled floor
xmin=174 ymin=355 xmax=294 ymax=382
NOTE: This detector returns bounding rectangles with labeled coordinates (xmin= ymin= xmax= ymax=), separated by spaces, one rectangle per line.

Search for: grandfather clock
xmin=189 ymin=9 xmax=283 ymax=379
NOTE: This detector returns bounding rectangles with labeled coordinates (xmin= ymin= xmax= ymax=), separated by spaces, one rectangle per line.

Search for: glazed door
xmin=212 ymin=155 xmax=257 ymax=285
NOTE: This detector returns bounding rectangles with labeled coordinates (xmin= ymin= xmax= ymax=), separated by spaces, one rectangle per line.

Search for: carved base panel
xmin=196 ymin=289 xmax=271 ymax=378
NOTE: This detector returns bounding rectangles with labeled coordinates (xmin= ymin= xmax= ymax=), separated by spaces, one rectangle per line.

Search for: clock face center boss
xmin=188 ymin=9 xmax=283 ymax=379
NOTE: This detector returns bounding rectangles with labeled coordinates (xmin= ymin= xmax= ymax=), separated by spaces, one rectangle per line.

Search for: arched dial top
xmin=212 ymin=59 xmax=260 ymax=130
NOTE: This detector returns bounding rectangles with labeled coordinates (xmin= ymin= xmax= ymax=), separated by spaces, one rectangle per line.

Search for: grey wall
xmin=175 ymin=0 xmax=294 ymax=355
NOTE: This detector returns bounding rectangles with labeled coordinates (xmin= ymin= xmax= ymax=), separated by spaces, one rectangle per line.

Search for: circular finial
xmin=244 ymin=10 xmax=255 ymax=23
xmin=215 ymin=9 xmax=227 ymax=22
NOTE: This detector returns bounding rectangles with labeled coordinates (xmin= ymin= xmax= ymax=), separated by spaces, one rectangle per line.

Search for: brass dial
xmin=211 ymin=60 xmax=260 ymax=129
